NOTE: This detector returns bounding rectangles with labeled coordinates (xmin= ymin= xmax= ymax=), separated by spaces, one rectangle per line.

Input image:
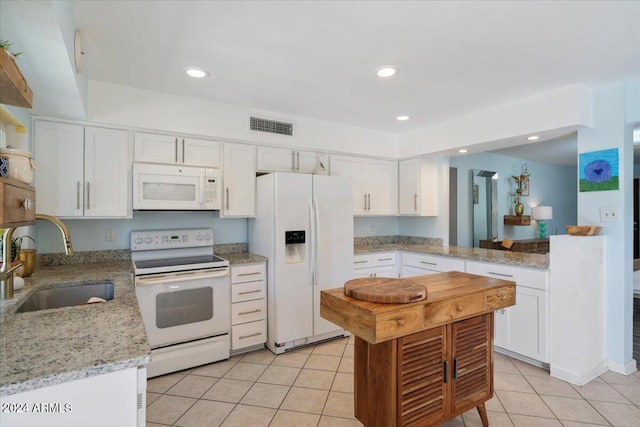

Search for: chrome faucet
xmin=0 ymin=214 xmax=73 ymax=300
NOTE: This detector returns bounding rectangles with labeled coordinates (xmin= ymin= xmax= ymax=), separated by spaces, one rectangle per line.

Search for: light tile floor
xmin=146 ymin=336 xmax=640 ymax=426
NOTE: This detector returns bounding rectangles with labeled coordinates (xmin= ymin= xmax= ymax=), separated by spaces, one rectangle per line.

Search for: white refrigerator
xmin=249 ymin=172 xmax=353 ymax=354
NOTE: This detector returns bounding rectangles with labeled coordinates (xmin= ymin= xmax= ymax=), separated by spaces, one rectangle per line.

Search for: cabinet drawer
xmin=0 ymin=179 xmax=35 ymax=227
xmin=232 ymin=320 xmax=266 ymax=350
xmin=231 ymin=280 xmax=266 ymax=302
xmin=402 ymin=252 xmax=465 ymax=272
xmin=465 ymin=261 xmax=548 ymax=291
xmin=232 ymin=299 xmax=266 ymax=325
xmin=231 ymin=263 xmax=266 ymax=284
xmin=353 ymin=252 xmax=396 ymax=269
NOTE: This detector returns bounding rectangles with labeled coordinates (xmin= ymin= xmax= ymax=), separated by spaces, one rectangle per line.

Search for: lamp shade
xmin=532 ymin=206 xmax=553 ymax=221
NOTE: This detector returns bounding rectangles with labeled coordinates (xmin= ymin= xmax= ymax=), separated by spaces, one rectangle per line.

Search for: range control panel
xmin=130 ymin=228 xmax=214 ymax=251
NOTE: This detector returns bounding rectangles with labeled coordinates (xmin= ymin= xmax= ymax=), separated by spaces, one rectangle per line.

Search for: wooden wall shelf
xmin=504 ymin=215 xmax=531 ymax=226
xmin=0 ymin=48 xmax=33 ymax=108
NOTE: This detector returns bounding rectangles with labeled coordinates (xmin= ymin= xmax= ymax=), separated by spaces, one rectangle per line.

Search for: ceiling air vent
xmin=250 ymin=116 xmax=294 ymax=136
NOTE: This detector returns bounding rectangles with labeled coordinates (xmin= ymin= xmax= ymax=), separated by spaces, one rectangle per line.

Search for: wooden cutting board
xmin=343 ymin=277 xmax=427 ymax=304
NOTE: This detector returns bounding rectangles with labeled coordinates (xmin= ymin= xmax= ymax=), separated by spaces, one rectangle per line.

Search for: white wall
xmin=399 ymin=85 xmax=593 ymax=158
xmin=576 ymin=82 xmax=635 ymax=373
xmin=450 ymin=152 xmax=577 ymax=247
xmin=88 ymin=81 xmax=398 ymax=158
xmin=35 ymin=211 xmax=247 ymax=253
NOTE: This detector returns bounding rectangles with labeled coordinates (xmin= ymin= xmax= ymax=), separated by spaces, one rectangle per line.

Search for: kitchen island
xmin=321 ymin=271 xmax=516 ymax=427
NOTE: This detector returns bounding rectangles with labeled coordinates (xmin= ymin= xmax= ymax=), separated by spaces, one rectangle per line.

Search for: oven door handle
xmin=136 ymin=269 xmax=229 ymax=286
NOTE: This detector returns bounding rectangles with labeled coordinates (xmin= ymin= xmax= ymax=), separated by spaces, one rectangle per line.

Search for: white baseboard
xmin=608 ymin=358 xmax=637 ymax=375
xmin=550 ymin=360 xmax=608 ymax=386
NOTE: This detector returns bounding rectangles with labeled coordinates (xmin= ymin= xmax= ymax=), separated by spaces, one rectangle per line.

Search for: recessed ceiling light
xmin=185 ymin=68 xmax=209 ymax=78
xmin=458 ymin=149 xmax=468 ymax=153
xmin=396 ymin=115 xmax=410 ymax=121
xmin=527 ymin=135 xmax=540 ymax=141
xmin=377 ymin=66 xmax=397 ymax=78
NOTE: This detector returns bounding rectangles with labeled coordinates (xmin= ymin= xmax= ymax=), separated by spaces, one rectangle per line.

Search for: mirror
xmin=471 ymin=169 xmax=498 ymax=247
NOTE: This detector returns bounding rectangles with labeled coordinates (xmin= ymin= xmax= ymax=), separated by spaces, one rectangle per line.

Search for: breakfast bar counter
xmin=321 ymin=271 xmax=516 ymax=427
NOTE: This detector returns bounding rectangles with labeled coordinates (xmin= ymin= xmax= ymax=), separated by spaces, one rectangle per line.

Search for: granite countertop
xmin=355 ymin=243 xmax=548 ymax=269
xmin=221 ymin=252 xmax=268 ymax=265
xmin=0 ymin=261 xmax=150 ymax=397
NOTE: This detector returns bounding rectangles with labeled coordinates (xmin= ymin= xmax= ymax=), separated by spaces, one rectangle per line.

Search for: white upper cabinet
xmin=256 ymin=146 xmax=328 ymax=174
xmin=399 ymin=157 xmax=439 ymax=216
xmin=222 ymin=142 xmax=256 ymax=217
xmin=330 ymin=155 xmax=397 ymax=216
xmin=35 ymin=121 xmax=132 ymax=218
xmin=134 ymin=132 xmax=220 ymax=167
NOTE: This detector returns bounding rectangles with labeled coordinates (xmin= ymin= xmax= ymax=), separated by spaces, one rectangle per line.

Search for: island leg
xmin=477 ymin=403 xmax=489 ymax=427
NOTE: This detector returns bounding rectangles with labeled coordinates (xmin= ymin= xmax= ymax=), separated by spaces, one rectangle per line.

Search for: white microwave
xmin=133 ymin=163 xmax=221 ymax=210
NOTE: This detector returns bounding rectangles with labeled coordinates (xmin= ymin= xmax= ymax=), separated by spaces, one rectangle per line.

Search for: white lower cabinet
xmin=0 ymin=367 xmax=144 ymax=427
xmin=230 ymin=263 xmax=267 ymax=352
xmin=353 ymin=252 xmax=397 ymax=278
xmin=400 ymin=252 xmax=465 ymax=277
xmin=465 ymin=260 xmax=549 ymax=364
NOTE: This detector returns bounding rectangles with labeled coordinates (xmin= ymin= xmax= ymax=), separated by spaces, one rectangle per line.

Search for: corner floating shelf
xmin=0 ymin=48 xmax=33 ymax=108
xmin=504 ymin=215 xmax=531 ymax=226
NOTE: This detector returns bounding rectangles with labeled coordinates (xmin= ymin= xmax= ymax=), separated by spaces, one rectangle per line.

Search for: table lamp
xmin=532 ymin=205 xmax=553 ymax=239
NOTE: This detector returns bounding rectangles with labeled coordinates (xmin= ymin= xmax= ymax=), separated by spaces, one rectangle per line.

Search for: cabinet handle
xmin=373 ymin=272 xmax=377 ymax=277
xmin=239 ymin=332 xmax=263 ymax=340
xmin=414 ymin=193 xmax=418 ymax=210
xmin=488 ymin=271 xmax=514 ymax=278
xmin=226 ymin=188 xmax=230 ymax=210
xmin=86 ymin=182 xmax=90 ymax=210
xmin=296 ymin=151 xmax=300 ymax=171
xmin=353 ymin=260 xmax=369 ymax=264
xmin=238 ymin=289 xmax=261 ymax=295
xmin=77 ymin=181 xmax=81 ymax=210
xmin=181 ymin=139 xmax=186 ymax=163
xmin=420 ymin=261 xmax=437 ymax=266
xmin=291 ymin=151 xmax=296 ymax=171
xmin=238 ymin=272 xmax=261 ymax=276
xmin=443 ymin=360 xmax=448 ymax=383
xmin=238 ymin=309 xmax=262 ymax=315
xmin=175 ymin=138 xmax=179 ymax=163
xmin=363 ymin=194 xmax=367 ymax=210
xmin=378 ymin=258 xmax=393 ymax=261
xmin=367 ymin=193 xmax=371 ymax=210
xmin=453 ymin=358 xmax=458 ymax=379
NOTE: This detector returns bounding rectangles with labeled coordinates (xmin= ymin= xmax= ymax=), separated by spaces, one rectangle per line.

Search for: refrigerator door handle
xmin=309 ymin=199 xmax=316 ymax=286
xmin=313 ymin=197 xmax=320 ymax=286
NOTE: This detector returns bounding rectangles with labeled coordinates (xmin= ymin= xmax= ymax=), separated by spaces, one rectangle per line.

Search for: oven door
xmin=135 ymin=268 xmax=230 ymax=348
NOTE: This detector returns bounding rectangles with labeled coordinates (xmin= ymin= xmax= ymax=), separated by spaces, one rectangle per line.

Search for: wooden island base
xmin=321 ymin=271 xmax=516 ymax=427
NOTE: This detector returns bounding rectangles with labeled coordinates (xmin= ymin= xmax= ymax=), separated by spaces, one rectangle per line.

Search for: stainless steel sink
xmin=16 ymin=282 xmax=115 ymax=313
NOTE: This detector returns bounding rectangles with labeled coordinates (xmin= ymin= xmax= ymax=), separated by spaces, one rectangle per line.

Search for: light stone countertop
xmin=221 ymin=252 xmax=268 ymax=265
xmin=355 ymin=244 xmax=548 ymax=270
xmin=0 ymin=261 xmax=150 ymax=397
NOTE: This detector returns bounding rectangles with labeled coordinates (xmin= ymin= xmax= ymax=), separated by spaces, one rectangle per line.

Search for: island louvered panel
xmin=397 ymin=326 xmax=447 ymax=426
xmin=451 ymin=314 xmax=492 ymax=414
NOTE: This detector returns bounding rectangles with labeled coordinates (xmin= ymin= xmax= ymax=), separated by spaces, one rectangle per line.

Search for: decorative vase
xmin=515 ymin=202 xmax=524 ymax=216
xmin=18 ymin=249 xmax=36 ymax=277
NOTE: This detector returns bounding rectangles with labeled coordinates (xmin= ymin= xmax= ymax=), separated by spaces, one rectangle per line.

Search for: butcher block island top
xmin=320 ymin=271 xmax=516 ymax=427
xmin=321 ymin=271 xmax=515 ymax=344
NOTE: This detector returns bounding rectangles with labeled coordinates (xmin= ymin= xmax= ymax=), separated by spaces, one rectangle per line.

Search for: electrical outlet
xmin=369 ymin=224 xmax=378 ymax=235
xmin=106 ymin=228 xmax=116 ymax=241
xmin=600 ymin=207 xmax=621 ymax=223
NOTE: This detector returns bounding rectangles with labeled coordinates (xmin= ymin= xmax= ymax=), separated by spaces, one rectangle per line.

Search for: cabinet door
xmin=503 ymin=286 xmax=548 ymax=362
xmin=256 ymin=146 xmax=295 ymax=172
xmin=365 ymin=159 xmax=398 ymax=215
xmin=134 ymin=132 xmax=178 ymax=164
xmin=222 ymin=143 xmax=256 ymax=217
xmin=34 ymin=121 xmax=84 ymax=217
xmin=450 ymin=313 xmax=492 ymax=414
xmin=296 ymin=150 xmax=322 ymax=174
xmin=182 ymin=138 xmax=220 ymax=167
xmin=330 ymin=155 xmax=365 ymax=215
xmin=397 ymin=326 xmax=447 ymax=426
xmin=84 ymin=127 xmax=132 ymax=217
xmin=399 ymin=158 xmax=419 ymax=215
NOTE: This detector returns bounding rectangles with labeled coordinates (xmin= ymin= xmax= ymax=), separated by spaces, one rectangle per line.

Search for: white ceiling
xmin=68 ymin=0 xmax=640 ymax=134
xmin=1 ymin=0 xmax=638 ymax=170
